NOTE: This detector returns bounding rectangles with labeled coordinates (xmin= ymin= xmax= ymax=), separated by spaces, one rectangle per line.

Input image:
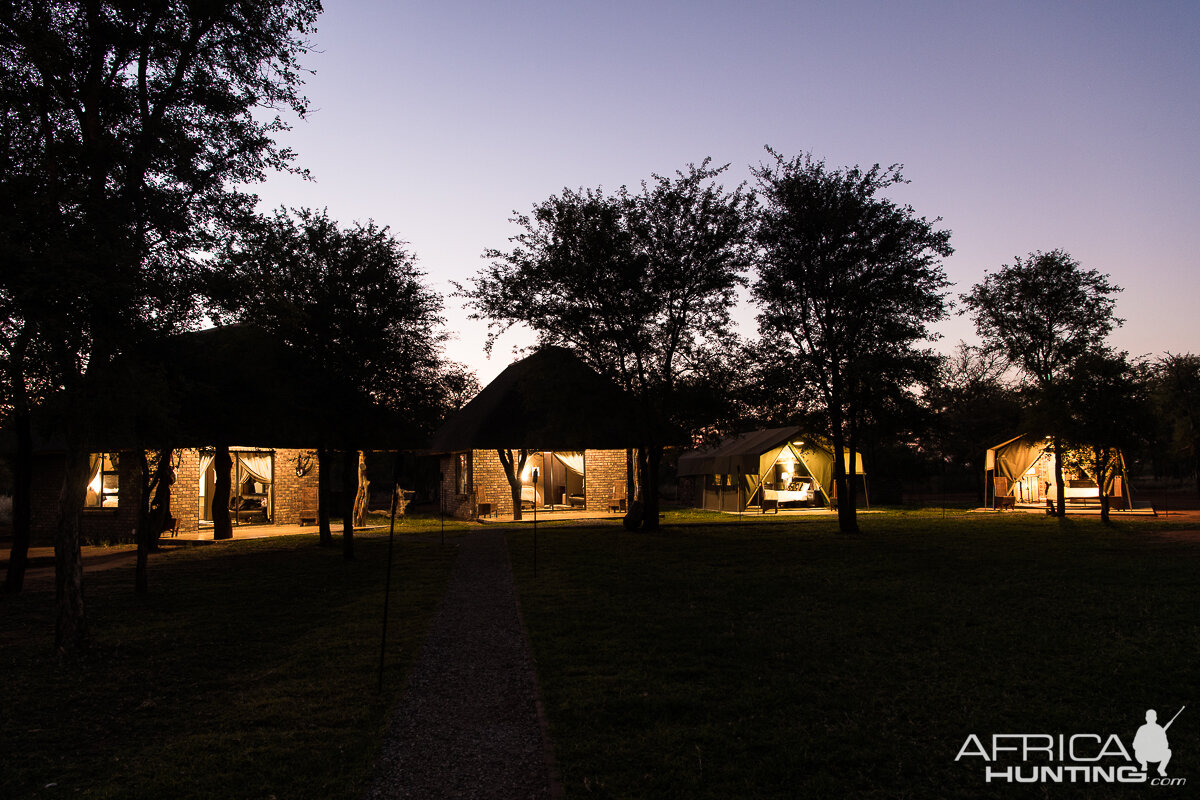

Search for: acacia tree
xmin=0 ymin=0 xmax=320 ymax=646
xmin=1152 ymin=353 xmax=1200 ymax=494
xmin=211 ymin=207 xmax=447 ymax=559
xmin=461 ymin=160 xmax=754 ymax=530
xmin=752 ymin=150 xmax=952 ymax=533
xmin=497 ymin=448 xmax=531 ymax=521
xmin=961 ymin=250 xmax=1122 ymax=516
xmin=1060 ymin=350 xmax=1146 ymax=523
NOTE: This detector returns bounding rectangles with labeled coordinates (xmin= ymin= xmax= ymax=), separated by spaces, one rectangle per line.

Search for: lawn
xmin=0 ymin=528 xmax=457 ymax=800
xmin=509 ymin=509 xmax=1200 ymax=799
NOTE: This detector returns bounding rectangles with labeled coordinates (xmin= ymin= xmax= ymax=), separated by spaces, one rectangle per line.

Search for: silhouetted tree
xmin=211 ymin=208 xmax=447 ymax=559
xmin=752 ymin=150 xmax=952 ymax=533
xmin=462 ymin=160 xmax=754 ymax=530
xmin=1060 ymin=350 xmax=1147 ymax=522
xmin=0 ymin=0 xmax=320 ymax=648
xmin=1151 ymin=353 xmax=1200 ymax=494
xmin=921 ymin=343 xmax=1023 ymax=504
xmin=961 ymin=249 xmax=1122 ymax=517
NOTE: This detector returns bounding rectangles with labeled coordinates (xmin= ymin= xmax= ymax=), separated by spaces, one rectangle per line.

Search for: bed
xmin=763 ymin=483 xmax=813 ymax=507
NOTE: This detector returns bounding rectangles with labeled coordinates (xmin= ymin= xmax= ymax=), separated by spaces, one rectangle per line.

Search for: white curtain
xmin=198 ymin=452 xmax=214 ymax=490
xmin=555 ymin=451 xmax=585 ymax=475
xmin=87 ymin=454 xmax=103 ymax=486
xmin=237 ymin=453 xmax=273 ymax=486
xmin=85 ymin=454 xmax=103 ymax=506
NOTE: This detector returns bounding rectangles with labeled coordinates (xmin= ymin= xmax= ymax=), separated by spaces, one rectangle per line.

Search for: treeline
xmin=2 ymin=3 xmax=1197 ymax=658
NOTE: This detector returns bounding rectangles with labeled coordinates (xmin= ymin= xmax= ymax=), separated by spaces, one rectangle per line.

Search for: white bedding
xmin=764 ymin=487 xmax=811 ymax=503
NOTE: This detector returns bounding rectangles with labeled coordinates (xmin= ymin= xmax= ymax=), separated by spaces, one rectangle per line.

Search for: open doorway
xmin=199 ymin=448 xmax=275 ymax=525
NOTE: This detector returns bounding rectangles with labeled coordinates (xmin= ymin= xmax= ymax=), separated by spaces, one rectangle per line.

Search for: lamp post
xmin=532 ymin=467 xmax=539 ymax=578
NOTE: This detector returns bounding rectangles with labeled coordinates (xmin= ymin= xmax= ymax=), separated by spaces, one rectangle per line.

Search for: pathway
xmin=365 ymin=530 xmax=559 ymax=800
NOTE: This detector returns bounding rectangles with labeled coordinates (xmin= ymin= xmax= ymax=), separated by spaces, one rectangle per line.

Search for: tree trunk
xmin=844 ymin=414 xmax=861 ymax=531
xmin=135 ymin=448 xmax=174 ymax=594
xmin=55 ymin=447 xmax=89 ymax=657
xmin=353 ymin=451 xmax=370 ymax=527
xmin=317 ymin=446 xmax=333 ymax=546
xmin=626 ymin=448 xmax=636 ymax=503
xmin=1193 ymin=434 xmax=1200 ymax=498
xmin=828 ymin=408 xmax=859 ymax=534
xmin=642 ymin=444 xmax=662 ymax=531
xmin=342 ymin=448 xmax=357 ymax=560
xmin=212 ymin=445 xmax=233 ymax=540
xmin=1051 ymin=436 xmax=1066 ymax=518
xmin=497 ymin=449 xmax=528 ymax=521
xmin=3 ymin=409 xmax=34 ymax=594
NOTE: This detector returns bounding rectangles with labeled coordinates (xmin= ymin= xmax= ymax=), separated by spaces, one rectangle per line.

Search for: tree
xmin=461 ymin=160 xmax=754 ymax=530
xmin=751 ymin=150 xmax=952 ymax=533
xmin=1059 ymin=350 xmax=1146 ymax=523
xmin=961 ymin=249 xmax=1123 ymax=517
xmin=921 ymin=343 xmax=1023 ymax=504
xmin=0 ymin=0 xmax=320 ymax=649
xmin=211 ymin=207 xmax=447 ymax=559
xmin=1152 ymin=353 xmax=1200 ymax=495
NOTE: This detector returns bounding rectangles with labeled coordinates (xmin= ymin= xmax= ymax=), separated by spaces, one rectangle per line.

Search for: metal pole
xmin=532 ymin=466 xmax=539 ymax=578
xmin=378 ymin=451 xmax=401 ymax=693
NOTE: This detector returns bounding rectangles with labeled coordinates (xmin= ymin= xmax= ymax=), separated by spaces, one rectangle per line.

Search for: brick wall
xmin=271 ymin=448 xmax=319 ymax=524
xmin=171 ymin=449 xmax=201 ymax=533
xmin=31 ymin=452 xmax=143 ymax=545
xmin=439 ymin=453 xmax=476 ymax=520
xmin=437 ymin=448 xmax=631 ymax=521
xmin=472 ymin=449 xmax=513 ymax=518
xmin=584 ymin=449 xmax=627 ymax=512
xmin=33 ymin=445 xmax=322 ymax=541
xmin=168 ymin=446 xmax=320 ymax=532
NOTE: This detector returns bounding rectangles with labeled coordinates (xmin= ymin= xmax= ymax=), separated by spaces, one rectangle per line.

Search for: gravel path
xmin=365 ymin=530 xmax=560 ymax=800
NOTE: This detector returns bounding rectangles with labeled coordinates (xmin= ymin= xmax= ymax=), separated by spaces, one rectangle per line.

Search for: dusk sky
xmin=252 ymin=0 xmax=1200 ymax=385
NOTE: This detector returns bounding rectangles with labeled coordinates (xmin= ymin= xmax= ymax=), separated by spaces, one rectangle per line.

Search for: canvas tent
xmin=677 ymin=426 xmax=865 ymax=512
xmin=985 ymin=433 xmax=1131 ymax=509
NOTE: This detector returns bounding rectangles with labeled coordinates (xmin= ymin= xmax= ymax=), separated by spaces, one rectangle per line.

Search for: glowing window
xmin=85 ymin=453 xmax=120 ymax=508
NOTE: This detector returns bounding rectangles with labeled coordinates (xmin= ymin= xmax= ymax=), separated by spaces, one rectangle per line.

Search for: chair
xmin=1107 ymin=476 xmax=1124 ymax=508
xmin=608 ymin=481 xmax=627 ymax=513
xmin=993 ymin=477 xmax=1015 ymax=510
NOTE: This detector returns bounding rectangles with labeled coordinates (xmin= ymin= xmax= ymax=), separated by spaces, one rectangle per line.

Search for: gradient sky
xmin=251 ymin=0 xmax=1200 ymax=384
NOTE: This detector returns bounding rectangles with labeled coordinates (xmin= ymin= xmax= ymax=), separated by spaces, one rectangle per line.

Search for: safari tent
xmin=676 ymin=426 xmax=866 ymax=512
xmin=984 ymin=433 xmax=1131 ymax=509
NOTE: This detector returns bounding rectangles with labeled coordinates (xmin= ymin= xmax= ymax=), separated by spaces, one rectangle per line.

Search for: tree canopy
xmin=961 ymin=249 xmax=1123 ymax=515
xmin=751 ymin=149 xmax=952 ymax=532
xmin=211 ymin=207 xmax=448 ymax=440
xmin=460 ymin=160 xmax=754 ymax=528
xmin=0 ymin=0 xmax=321 ymax=647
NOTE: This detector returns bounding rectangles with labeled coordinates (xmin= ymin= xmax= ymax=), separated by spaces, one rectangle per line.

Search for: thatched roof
xmin=430 ymin=347 xmax=636 ymax=452
xmin=27 ymin=325 xmax=414 ymax=452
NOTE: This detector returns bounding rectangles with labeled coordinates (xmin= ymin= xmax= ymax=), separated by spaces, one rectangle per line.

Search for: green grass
xmin=0 ymin=531 xmax=456 ymax=800
xmin=508 ymin=510 xmax=1200 ymax=799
